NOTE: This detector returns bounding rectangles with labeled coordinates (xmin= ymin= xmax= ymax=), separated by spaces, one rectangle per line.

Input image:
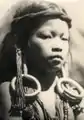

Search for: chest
xmin=38 ymin=90 xmax=75 ymax=120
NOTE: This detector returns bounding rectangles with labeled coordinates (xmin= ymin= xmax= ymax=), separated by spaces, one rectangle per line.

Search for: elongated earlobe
xmin=63 ymin=61 xmax=69 ymax=77
xmin=12 ymin=34 xmax=18 ymax=46
xmin=28 ymin=41 xmax=31 ymax=48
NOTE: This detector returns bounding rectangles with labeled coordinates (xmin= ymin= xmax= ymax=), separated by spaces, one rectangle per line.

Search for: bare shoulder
xmin=75 ymin=97 xmax=84 ymax=120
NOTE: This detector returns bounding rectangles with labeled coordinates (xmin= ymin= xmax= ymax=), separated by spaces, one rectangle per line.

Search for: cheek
xmin=31 ymin=37 xmax=51 ymax=56
xmin=62 ymin=43 xmax=69 ymax=56
xmin=37 ymin=43 xmax=50 ymax=58
xmin=29 ymin=38 xmax=49 ymax=58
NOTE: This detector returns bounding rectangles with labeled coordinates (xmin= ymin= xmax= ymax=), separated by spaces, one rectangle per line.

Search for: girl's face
xmin=26 ymin=18 xmax=69 ymax=72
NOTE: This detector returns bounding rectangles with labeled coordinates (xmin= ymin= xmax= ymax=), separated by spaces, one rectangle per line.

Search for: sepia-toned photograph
xmin=0 ymin=0 xmax=84 ymax=120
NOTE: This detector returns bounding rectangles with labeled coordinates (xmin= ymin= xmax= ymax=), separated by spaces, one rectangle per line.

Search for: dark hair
xmin=0 ymin=0 xmax=72 ymax=49
xmin=0 ymin=0 xmax=72 ymax=82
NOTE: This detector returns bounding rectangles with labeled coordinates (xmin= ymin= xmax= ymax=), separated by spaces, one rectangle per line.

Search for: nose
xmin=51 ymin=37 xmax=62 ymax=52
xmin=52 ymin=48 xmax=62 ymax=52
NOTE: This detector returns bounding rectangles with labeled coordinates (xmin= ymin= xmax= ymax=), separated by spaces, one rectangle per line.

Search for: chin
xmin=48 ymin=64 xmax=62 ymax=73
xmin=53 ymin=63 xmax=62 ymax=69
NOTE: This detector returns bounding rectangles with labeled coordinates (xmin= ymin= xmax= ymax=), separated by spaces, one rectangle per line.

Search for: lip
xmin=47 ymin=55 xmax=63 ymax=66
xmin=51 ymin=59 xmax=61 ymax=66
xmin=48 ymin=55 xmax=63 ymax=60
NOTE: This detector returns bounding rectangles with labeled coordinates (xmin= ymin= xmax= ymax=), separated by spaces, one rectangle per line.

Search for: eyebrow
xmin=37 ymin=25 xmax=69 ymax=37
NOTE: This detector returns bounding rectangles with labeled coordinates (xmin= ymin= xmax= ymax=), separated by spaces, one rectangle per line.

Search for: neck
xmin=28 ymin=67 xmax=63 ymax=91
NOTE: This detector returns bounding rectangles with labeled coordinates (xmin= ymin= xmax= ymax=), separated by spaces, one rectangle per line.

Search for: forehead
xmin=37 ymin=18 xmax=69 ymax=36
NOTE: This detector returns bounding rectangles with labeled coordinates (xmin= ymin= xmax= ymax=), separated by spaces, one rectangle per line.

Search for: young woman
xmin=0 ymin=0 xmax=84 ymax=120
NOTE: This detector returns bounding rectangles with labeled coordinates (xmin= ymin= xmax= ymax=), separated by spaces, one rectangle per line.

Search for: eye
xmin=60 ymin=33 xmax=69 ymax=41
xmin=37 ymin=32 xmax=52 ymax=39
xmin=61 ymin=37 xmax=68 ymax=41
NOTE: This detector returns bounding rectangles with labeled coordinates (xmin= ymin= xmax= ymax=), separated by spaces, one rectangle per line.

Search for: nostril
xmin=52 ymin=48 xmax=62 ymax=52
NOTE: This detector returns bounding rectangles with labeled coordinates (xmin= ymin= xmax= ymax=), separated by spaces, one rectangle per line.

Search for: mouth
xmin=48 ymin=55 xmax=63 ymax=60
xmin=51 ymin=60 xmax=61 ymax=66
xmin=48 ymin=55 xmax=63 ymax=66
